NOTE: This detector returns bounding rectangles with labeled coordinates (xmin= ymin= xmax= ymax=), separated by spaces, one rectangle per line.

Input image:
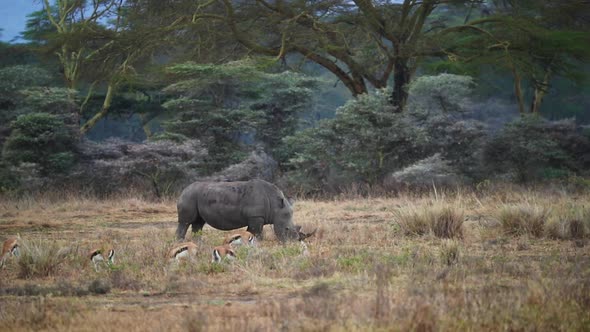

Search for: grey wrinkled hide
xmin=176 ymin=179 xmax=298 ymax=242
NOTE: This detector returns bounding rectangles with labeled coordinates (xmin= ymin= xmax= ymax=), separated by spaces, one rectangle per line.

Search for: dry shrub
xmin=545 ymin=204 xmax=589 ymax=239
xmin=405 ymin=300 xmax=436 ymax=332
xmin=0 ymin=297 xmax=53 ymax=330
xmin=394 ymin=203 xmax=431 ymax=236
xmin=394 ymin=202 xmax=464 ymax=239
xmin=373 ymin=264 xmax=392 ymax=322
xmin=439 ymin=240 xmax=460 ymax=266
xmin=497 ymin=203 xmax=548 ymax=237
xmin=431 ymin=207 xmax=464 ymax=239
xmin=109 ymin=269 xmax=141 ymax=291
xmin=17 ymin=238 xmax=64 ymax=278
xmin=299 ymin=282 xmax=340 ymax=320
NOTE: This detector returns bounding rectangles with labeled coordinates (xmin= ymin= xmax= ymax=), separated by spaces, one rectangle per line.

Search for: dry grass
xmin=0 ymin=187 xmax=590 ymax=331
xmin=394 ymin=200 xmax=464 ymax=239
xmin=546 ymin=203 xmax=590 ymax=240
xmin=496 ymin=202 xmax=548 ymax=237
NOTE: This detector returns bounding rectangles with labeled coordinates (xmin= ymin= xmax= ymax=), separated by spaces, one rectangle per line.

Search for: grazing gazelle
xmin=168 ymin=242 xmax=198 ymax=261
xmin=0 ymin=237 xmax=20 ymax=268
xmin=89 ymin=247 xmax=115 ymax=271
xmin=223 ymin=230 xmax=256 ymax=247
xmin=211 ymin=245 xmax=236 ymax=263
xmin=286 ymin=226 xmax=317 ymax=257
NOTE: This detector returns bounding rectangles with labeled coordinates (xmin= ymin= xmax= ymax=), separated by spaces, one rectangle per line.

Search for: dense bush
xmin=282 ymin=74 xmax=488 ymax=193
xmin=0 ymin=65 xmax=75 ymax=146
xmin=2 ymin=113 xmax=77 ymax=176
xmin=161 ymin=60 xmax=318 ymax=172
xmin=483 ymin=117 xmax=590 ymax=182
xmin=72 ymin=138 xmax=207 ymax=198
xmin=283 ymin=90 xmax=428 ymax=193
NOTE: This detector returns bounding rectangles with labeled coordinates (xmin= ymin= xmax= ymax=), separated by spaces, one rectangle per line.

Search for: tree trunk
xmin=80 ymin=83 xmax=115 ymax=135
xmin=511 ymin=67 xmax=526 ymax=115
xmin=530 ymin=69 xmax=551 ymax=114
xmin=390 ymin=59 xmax=411 ymax=111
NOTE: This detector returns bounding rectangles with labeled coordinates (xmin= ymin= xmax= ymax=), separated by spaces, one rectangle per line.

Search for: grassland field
xmin=0 ymin=186 xmax=589 ymax=331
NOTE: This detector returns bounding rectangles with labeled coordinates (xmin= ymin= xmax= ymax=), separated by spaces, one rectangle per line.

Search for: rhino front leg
xmin=175 ymin=222 xmax=190 ymax=240
xmin=247 ymin=217 xmax=264 ymax=241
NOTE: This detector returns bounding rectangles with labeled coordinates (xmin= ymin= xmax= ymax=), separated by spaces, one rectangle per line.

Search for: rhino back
xmin=196 ymin=181 xmax=272 ymax=230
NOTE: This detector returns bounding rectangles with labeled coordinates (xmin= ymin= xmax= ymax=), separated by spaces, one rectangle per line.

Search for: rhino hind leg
xmin=176 ymin=202 xmax=198 ymax=240
xmin=191 ymin=215 xmax=206 ymax=235
xmin=247 ymin=217 xmax=265 ymax=240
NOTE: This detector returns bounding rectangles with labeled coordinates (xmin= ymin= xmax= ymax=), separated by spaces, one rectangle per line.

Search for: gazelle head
xmin=224 ymin=231 xmax=256 ymax=247
xmin=0 ymin=237 xmax=19 ymax=268
xmin=89 ymin=247 xmax=115 ymax=272
xmin=286 ymin=226 xmax=317 ymax=242
xmin=211 ymin=245 xmax=236 ymax=263
xmin=169 ymin=242 xmax=198 ymax=261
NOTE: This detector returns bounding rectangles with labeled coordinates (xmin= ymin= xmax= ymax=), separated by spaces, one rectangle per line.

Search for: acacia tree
xmin=439 ymin=1 xmax=590 ymax=115
xmin=159 ymin=60 xmax=318 ymax=171
xmin=164 ymin=0 xmax=483 ymax=110
xmin=36 ymin=0 xmax=170 ymax=134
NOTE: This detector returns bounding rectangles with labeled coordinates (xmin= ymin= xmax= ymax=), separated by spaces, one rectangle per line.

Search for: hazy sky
xmin=0 ymin=1 xmax=42 ymax=43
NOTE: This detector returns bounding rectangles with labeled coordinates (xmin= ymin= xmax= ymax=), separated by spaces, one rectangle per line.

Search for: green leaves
xmin=2 ymin=113 xmax=77 ymax=176
xmin=161 ymin=60 xmax=319 ymax=172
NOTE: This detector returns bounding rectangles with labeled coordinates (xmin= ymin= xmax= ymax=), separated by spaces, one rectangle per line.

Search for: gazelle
xmin=0 ymin=237 xmax=20 ymax=268
xmin=223 ymin=230 xmax=256 ymax=247
xmin=168 ymin=242 xmax=198 ymax=261
xmin=286 ymin=226 xmax=317 ymax=257
xmin=89 ymin=247 xmax=115 ymax=271
xmin=211 ymin=244 xmax=236 ymax=263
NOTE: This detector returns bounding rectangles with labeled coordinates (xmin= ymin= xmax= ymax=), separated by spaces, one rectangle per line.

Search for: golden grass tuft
xmin=394 ymin=201 xmax=464 ymax=239
xmin=545 ymin=203 xmax=589 ymax=239
xmin=439 ymin=239 xmax=460 ymax=266
xmin=17 ymin=238 xmax=64 ymax=278
xmin=496 ymin=203 xmax=548 ymax=237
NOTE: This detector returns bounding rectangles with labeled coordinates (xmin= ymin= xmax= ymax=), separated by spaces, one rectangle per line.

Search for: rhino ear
xmin=287 ymin=197 xmax=295 ymax=206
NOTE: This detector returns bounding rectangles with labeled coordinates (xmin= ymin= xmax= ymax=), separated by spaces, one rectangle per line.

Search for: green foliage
xmin=2 ymin=113 xmax=77 ymax=175
xmin=19 ymin=87 xmax=77 ymax=112
xmin=0 ymin=65 xmax=52 ymax=96
xmin=407 ymin=74 xmax=475 ymax=114
xmin=284 ymin=89 xmax=428 ymax=191
xmin=0 ymin=65 xmax=56 ymax=127
xmin=161 ymin=60 xmax=318 ymax=172
xmin=252 ymin=71 xmax=318 ymax=162
xmin=483 ymin=116 xmax=578 ymax=182
xmin=0 ymin=161 xmax=20 ymax=193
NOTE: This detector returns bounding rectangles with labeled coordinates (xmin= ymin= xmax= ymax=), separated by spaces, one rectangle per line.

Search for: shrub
xmin=17 ymin=239 xmax=64 ymax=278
xmin=394 ymin=204 xmax=431 ymax=236
xmin=394 ymin=202 xmax=464 ymax=239
xmin=283 ymin=90 xmax=428 ymax=192
xmin=282 ymin=75 xmax=488 ymax=193
xmin=2 ymin=113 xmax=77 ymax=176
xmin=87 ymin=279 xmax=111 ymax=294
xmin=483 ymin=117 xmax=587 ymax=182
xmin=440 ymin=240 xmax=460 ymax=266
xmin=72 ymin=138 xmax=206 ymax=198
xmin=497 ymin=203 xmax=548 ymax=237
xmin=431 ymin=207 xmax=465 ymax=239
xmin=161 ymin=61 xmax=318 ymax=172
xmin=546 ymin=204 xmax=589 ymax=239
xmin=384 ymin=153 xmax=467 ymax=190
